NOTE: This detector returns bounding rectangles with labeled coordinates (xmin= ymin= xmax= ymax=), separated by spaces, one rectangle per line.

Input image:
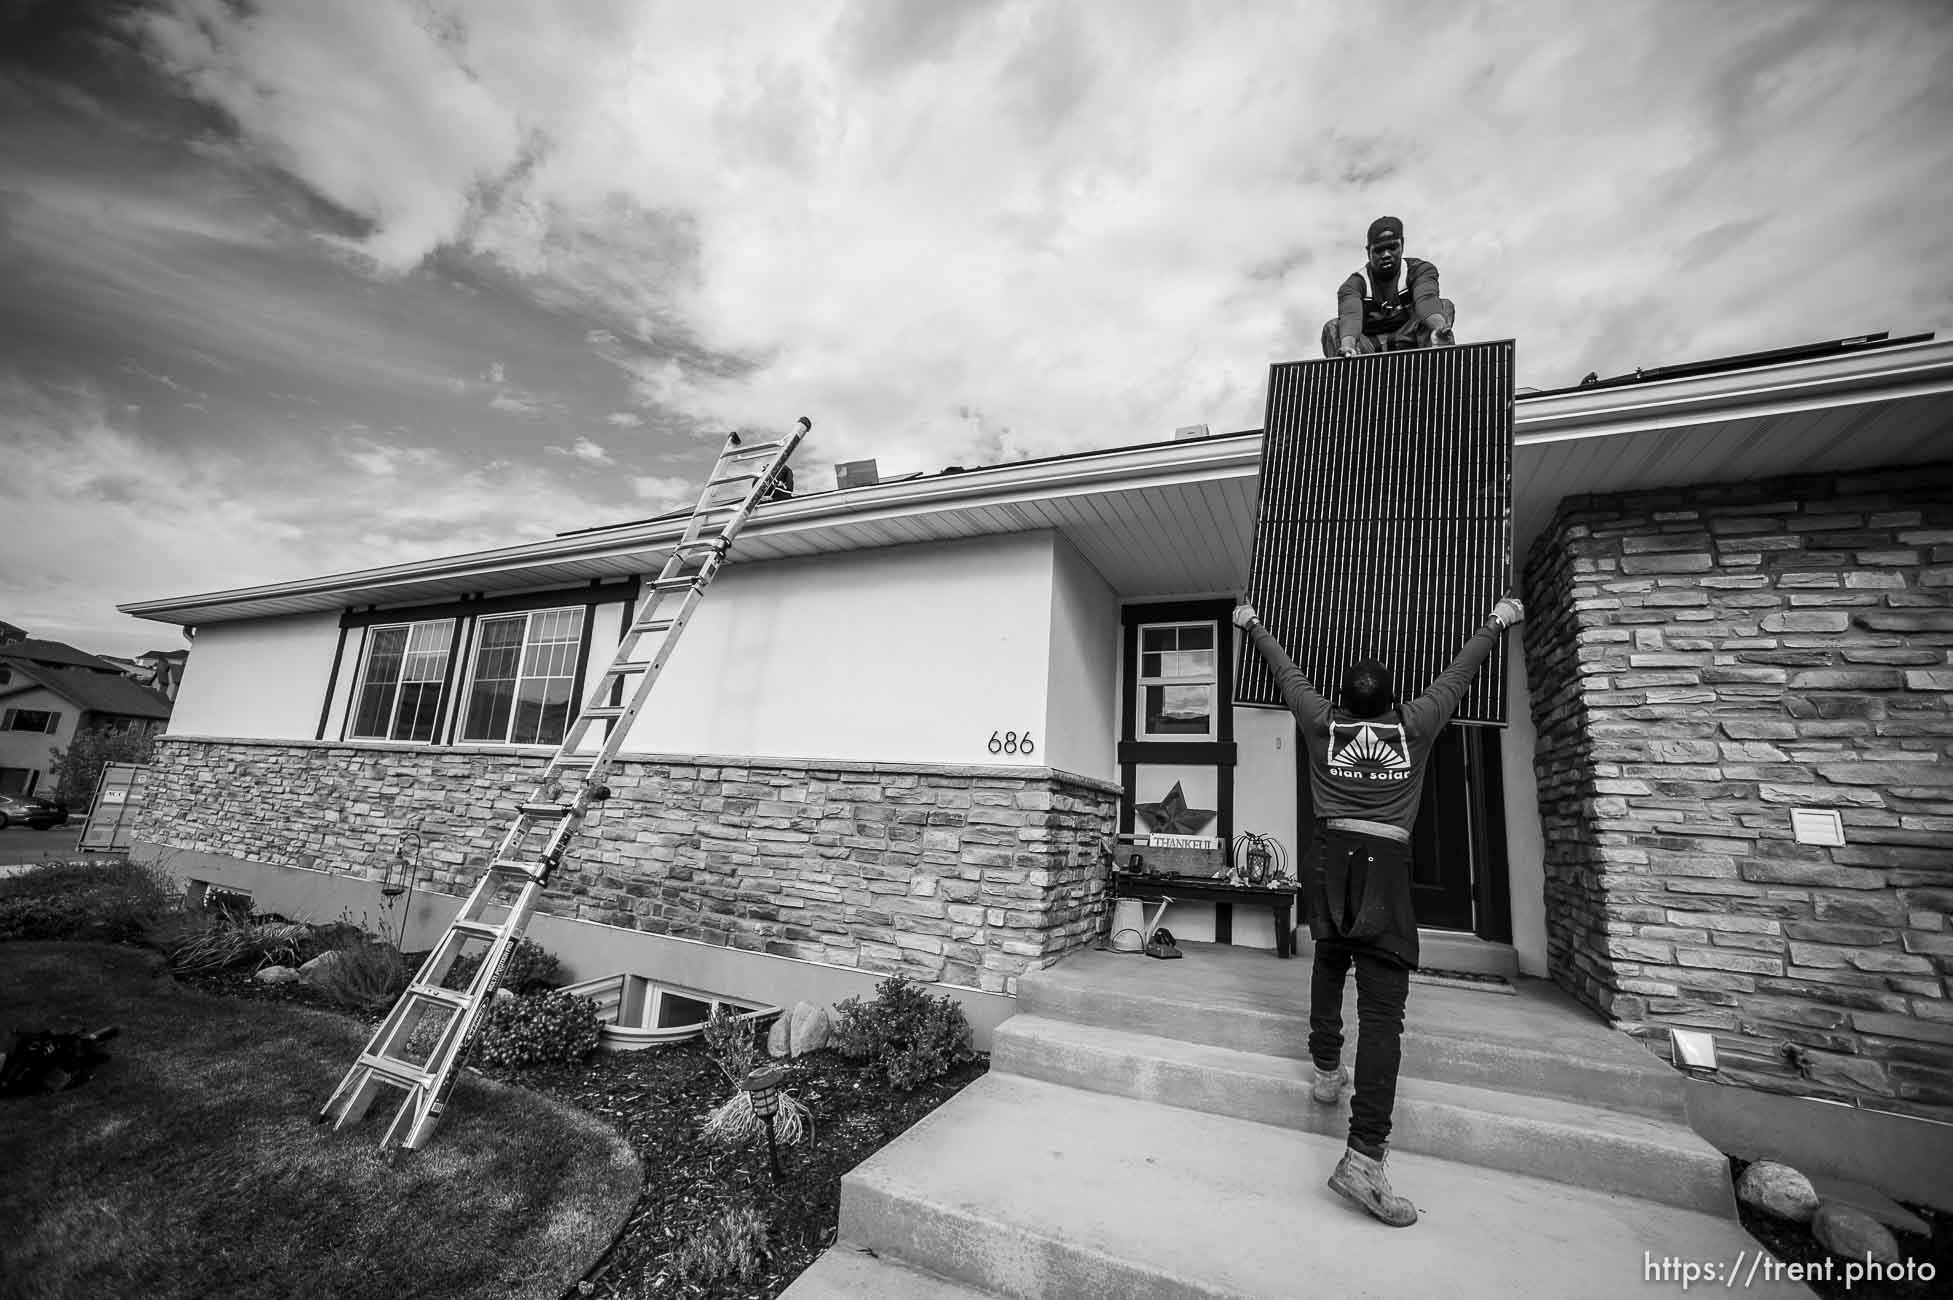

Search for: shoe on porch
xmin=1310 ymin=1062 xmax=1349 ymax=1105
xmin=1327 ymin=1146 xmax=1418 ymax=1228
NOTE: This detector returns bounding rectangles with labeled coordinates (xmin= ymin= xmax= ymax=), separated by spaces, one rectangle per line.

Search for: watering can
xmin=1109 ymin=895 xmax=1174 ymax=954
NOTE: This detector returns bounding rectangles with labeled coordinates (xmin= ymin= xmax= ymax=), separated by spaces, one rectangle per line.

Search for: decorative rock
xmin=1736 ymin=1161 xmax=1819 ymax=1223
xmin=297 ymin=951 xmax=344 ymax=984
xmin=789 ymin=1001 xmax=830 ymax=1057
xmin=1812 ymin=1203 xmax=1902 ymax=1266
xmin=1805 ymin=1173 xmax=1932 ymax=1238
xmin=254 ymin=966 xmax=299 ymax=985
xmin=767 ymin=1013 xmax=792 ymax=1059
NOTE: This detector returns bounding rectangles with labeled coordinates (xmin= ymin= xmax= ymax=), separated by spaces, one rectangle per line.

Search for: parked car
xmin=0 ymin=792 xmax=68 ymax=830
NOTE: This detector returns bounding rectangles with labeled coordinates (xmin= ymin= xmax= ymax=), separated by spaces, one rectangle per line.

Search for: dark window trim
xmin=316 ymin=625 xmax=348 ymax=741
xmin=338 ymin=625 xmax=370 ymax=743
xmin=444 ymin=601 xmax=482 ymax=746
xmin=1117 ymin=596 xmax=1236 ymax=842
xmin=1117 ymin=741 xmax=1237 ymax=766
xmin=337 ymin=579 xmax=640 ymax=629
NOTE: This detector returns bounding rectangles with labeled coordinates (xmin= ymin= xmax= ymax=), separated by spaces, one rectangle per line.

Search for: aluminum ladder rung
xmin=356 ymin=1053 xmax=433 ymax=1090
xmin=488 ymin=858 xmax=545 ymax=879
xmin=406 ymin=985 xmax=472 ymax=1011
xmin=450 ymin=920 xmax=502 ymax=939
xmin=604 ymin=659 xmax=654 ymax=677
xmin=580 ymin=705 xmax=626 ymax=720
xmin=516 ymin=802 xmax=573 ymax=819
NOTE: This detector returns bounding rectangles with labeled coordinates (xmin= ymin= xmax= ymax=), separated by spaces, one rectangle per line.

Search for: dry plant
xmin=699 ymin=1006 xmax=811 ymax=1149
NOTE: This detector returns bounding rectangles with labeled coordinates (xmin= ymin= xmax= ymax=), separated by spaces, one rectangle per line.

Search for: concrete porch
xmin=783 ymin=941 xmax=1809 ymax=1299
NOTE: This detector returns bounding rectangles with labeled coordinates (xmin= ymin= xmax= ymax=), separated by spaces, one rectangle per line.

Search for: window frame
xmin=1134 ymin=619 xmax=1220 ymax=741
xmin=1 ymin=708 xmax=60 ymax=735
xmin=456 ymin=605 xmax=588 ymax=748
xmin=346 ymin=619 xmax=455 ymax=743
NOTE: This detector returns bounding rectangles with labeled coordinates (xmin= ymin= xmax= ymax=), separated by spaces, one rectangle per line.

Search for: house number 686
xmin=988 ymin=730 xmax=1035 ymax=756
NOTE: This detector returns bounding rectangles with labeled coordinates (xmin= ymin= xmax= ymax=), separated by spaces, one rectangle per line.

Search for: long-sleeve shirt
xmin=1336 ymin=257 xmax=1445 ymax=345
xmin=1247 ymin=619 xmax=1502 ymax=833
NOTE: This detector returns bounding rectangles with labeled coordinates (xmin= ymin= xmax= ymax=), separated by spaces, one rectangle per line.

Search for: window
xmin=1 ymin=708 xmax=59 ymax=734
xmin=350 ymin=620 xmax=453 ymax=742
xmin=1137 ymin=622 xmax=1216 ymax=739
xmin=460 ymin=607 xmax=585 ymax=746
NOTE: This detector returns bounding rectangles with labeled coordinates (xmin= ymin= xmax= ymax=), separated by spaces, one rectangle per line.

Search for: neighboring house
xmin=0 ymin=659 xmax=172 ymax=798
xmin=99 ymin=648 xmax=191 ymax=701
xmin=119 ymin=331 xmax=1953 ymax=1127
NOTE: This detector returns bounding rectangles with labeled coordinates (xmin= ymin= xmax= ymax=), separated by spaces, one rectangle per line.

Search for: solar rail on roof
xmin=1235 ymin=340 xmax=1516 ymax=726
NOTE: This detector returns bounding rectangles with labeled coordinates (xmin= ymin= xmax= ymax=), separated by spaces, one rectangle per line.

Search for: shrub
xmin=471 ymin=990 xmax=601 ymax=1068
xmin=164 ymin=916 xmax=315 ymax=974
xmin=441 ymin=937 xmax=561 ymax=995
xmin=306 ymin=937 xmax=410 ymax=1012
xmin=0 ymin=859 xmax=177 ymax=943
xmin=702 ymin=1004 xmax=761 ymax=1085
xmin=668 ymin=1205 xmax=771 ymax=1289
xmin=830 ymin=975 xmax=976 ymax=1091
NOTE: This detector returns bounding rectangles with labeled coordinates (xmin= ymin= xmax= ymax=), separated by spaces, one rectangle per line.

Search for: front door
xmin=1296 ymin=721 xmax=1508 ymax=937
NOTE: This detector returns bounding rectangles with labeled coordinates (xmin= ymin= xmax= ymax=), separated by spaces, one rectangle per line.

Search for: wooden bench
xmin=1110 ymin=872 xmax=1301 ymax=959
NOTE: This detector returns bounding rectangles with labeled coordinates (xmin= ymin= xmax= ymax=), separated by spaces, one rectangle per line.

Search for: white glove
xmin=1231 ymin=605 xmax=1260 ymax=630
xmin=1491 ymin=596 xmax=1525 ymax=629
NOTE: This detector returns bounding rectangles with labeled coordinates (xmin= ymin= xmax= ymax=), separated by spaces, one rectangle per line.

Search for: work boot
xmin=1328 ymin=1147 xmax=1418 ymax=1227
xmin=1311 ymin=1062 xmax=1349 ymax=1105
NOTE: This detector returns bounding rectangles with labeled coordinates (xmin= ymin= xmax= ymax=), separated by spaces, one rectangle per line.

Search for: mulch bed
xmin=1728 ymin=1158 xmax=1949 ymax=1300
xmin=178 ymin=967 xmax=988 ymax=1299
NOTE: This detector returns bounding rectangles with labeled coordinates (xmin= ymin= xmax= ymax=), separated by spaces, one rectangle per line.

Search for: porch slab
xmin=1017 ymin=941 xmax=1688 ymax=1120
xmin=800 ymin=1073 xmax=1810 ymax=1300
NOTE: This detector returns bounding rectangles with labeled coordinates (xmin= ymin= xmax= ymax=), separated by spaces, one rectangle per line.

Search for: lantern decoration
xmin=742 ymin=1065 xmax=789 ymax=1181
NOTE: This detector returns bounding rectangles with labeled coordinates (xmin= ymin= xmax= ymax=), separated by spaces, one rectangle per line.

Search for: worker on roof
xmin=1321 ymin=216 xmax=1457 ymax=357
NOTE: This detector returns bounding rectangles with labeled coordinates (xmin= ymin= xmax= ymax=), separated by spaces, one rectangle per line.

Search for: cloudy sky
xmin=3 ymin=0 xmax=1950 ymax=658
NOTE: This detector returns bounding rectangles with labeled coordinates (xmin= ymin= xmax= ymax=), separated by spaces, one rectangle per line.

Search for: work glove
xmin=1491 ymin=596 xmax=1525 ymax=629
xmin=1337 ymin=336 xmax=1358 ymax=359
xmin=1231 ymin=605 xmax=1260 ymax=630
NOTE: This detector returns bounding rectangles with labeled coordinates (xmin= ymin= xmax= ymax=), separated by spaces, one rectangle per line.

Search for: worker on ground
xmin=1320 ymin=216 xmax=1457 ymax=357
xmin=1232 ymin=594 xmax=1525 ymax=1226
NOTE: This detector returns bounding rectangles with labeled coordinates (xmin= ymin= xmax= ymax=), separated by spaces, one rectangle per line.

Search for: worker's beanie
xmin=1341 ymin=658 xmax=1395 ymax=719
xmin=1367 ymin=216 xmax=1403 ymax=246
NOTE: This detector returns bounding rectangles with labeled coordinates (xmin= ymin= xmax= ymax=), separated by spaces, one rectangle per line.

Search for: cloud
xmin=105 ymin=0 xmax=1953 ymax=474
xmin=545 ymin=436 xmax=614 ymax=465
xmin=489 ymin=392 xmax=541 ymax=414
xmin=0 ymin=375 xmax=658 ymax=654
xmin=604 ymin=411 xmax=643 ymax=427
xmin=630 ymin=474 xmax=693 ymax=506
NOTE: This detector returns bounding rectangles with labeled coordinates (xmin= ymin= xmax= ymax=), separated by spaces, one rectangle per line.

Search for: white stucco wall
xmin=612 ymin=531 xmax=1058 ymax=766
xmin=169 ymin=613 xmax=344 ymax=740
xmin=1043 ymin=536 xmax=1119 ymax=779
xmin=1501 ymin=634 xmax=1549 ymax=977
xmin=1230 ymin=704 xmax=1300 ymax=877
xmin=0 ymin=683 xmax=72 ymax=793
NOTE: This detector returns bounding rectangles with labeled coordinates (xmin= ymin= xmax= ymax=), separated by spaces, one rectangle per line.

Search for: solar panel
xmin=1236 ymin=341 xmax=1515 ymax=725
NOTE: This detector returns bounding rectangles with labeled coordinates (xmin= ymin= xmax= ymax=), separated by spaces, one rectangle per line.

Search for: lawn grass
xmin=0 ymin=942 xmax=642 ymax=1300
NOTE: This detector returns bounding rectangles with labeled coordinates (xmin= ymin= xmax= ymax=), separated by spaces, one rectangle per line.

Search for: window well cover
xmin=1236 ymin=341 xmax=1515 ymax=725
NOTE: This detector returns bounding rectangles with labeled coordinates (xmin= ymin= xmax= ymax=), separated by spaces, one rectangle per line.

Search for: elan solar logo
xmin=1327 ymin=721 xmax=1412 ymax=782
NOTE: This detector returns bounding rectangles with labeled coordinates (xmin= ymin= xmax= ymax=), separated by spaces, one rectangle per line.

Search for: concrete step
xmin=781 ymin=1243 xmax=995 ymax=1299
xmin=1016 ymin=944 xmax=1688 ymax=1122
xmin=992 ymin=1014 xmax=1733 ymax=1215
xmin=830 ymin=1073 xmax=1808 ymax=1300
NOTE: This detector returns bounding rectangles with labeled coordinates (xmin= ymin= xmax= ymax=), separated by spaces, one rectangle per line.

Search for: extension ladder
xmin=319 ymin=417 xmax=810 ymax=1150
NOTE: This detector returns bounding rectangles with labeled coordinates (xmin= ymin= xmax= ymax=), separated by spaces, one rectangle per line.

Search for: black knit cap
xmin=1367 ymin=216 xmax=1403 ymax=246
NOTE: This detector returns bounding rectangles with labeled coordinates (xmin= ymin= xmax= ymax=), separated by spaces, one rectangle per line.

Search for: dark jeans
xmin=1319 ymin=297 xmax=1458 ymax=356
xmin=1309 ymin=938 xmax=1411 ymax=1160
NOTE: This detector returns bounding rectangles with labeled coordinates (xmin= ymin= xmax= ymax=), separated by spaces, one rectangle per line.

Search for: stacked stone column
xmin=1523 ymin=462 xmax=1953 ymax=1119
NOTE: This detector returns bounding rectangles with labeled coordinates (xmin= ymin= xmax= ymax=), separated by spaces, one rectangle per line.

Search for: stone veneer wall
xmin=135 ymin=739 xmax=1122 ymax=995
xmin=1522 ymin=462 xmax=1953 ymax=1119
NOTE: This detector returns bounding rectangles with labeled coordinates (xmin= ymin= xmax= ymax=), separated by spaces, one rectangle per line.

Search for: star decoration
xmin=1133 ymin=781 xmax=1216 ymax=836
